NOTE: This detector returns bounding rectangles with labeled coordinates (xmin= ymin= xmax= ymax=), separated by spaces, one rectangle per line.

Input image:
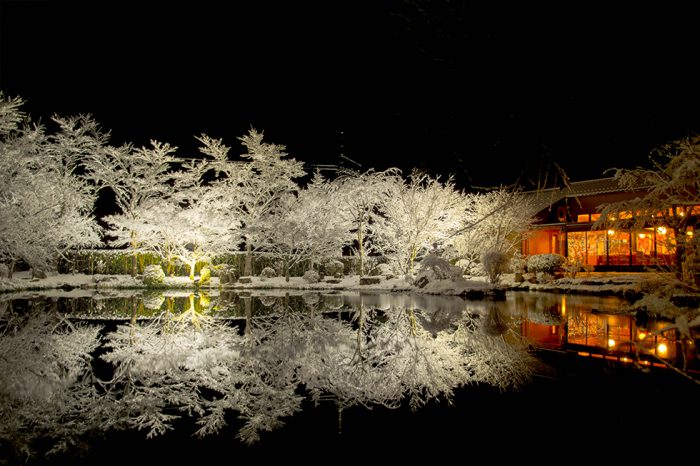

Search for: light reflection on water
xmin=0 ymin=290 xmax=696 ymax=463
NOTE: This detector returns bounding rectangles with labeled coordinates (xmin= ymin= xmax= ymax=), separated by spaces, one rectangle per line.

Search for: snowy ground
xmin=0 ymin=269 xmax=657 ymax=299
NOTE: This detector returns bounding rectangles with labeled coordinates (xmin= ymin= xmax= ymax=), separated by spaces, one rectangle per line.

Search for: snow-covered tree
xmin=593 ymin=135 xmax=700 ymax=284
xmin=0 ymin=93 xmax=103 ymax=276
xmin=452 ymin=187 xmax=538 ymax=275
xmin=373 ymin=170 xmax=467 ymax=276
xmin=88 ymin=140 xmax=177 ymax=275
xmin=230 ymin=129 xmax=306 ymax=276
xmin=332 ymin=167 xmax=401 ymax=275
xmin=258 ymin=172 xmax=346 ymax=280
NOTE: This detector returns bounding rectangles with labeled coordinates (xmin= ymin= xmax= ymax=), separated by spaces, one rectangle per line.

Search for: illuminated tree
xmin=258 ymin=172 xmax=346 ymax=280
xmin=373 ymin=170 xmax=466 ymax=276
xmin=231 ymin=129 xmax=306 ymax=276
xmin=87 ymin=140 xmax=177 ymax=275
xmin=332 ymin=167 xmax=401 ymax=275
xmin=0 ymin=93 xmax=103 ymax=277
xmin=452 ymin=187 xmax=538 ymax=274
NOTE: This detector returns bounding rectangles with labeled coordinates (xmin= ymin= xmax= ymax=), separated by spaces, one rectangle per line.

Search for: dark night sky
xmin=2 ymin=1 xmax=699 ymax=189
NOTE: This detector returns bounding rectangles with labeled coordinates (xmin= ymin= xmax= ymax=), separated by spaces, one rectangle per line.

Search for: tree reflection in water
xmin=0 ymin=293 xmax=539 ymax=462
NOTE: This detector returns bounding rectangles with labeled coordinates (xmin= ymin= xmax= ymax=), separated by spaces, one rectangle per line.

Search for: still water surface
xmin=1 ymin=290 xmax=696 ymax=464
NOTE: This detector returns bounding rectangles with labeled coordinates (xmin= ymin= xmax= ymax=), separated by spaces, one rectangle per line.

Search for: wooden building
xmin=521 ymin=177 xmax=697 ymax=270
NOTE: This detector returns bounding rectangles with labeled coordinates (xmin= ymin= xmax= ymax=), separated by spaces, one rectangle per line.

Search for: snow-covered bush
xmin=562 ymin=261 xmax=582 ymax=279
xmin=526 ymin=254 xmax=565 ymax=274
xmin=509 ymin=252 xmax=527 ymax=275
xmin=481 ymin=250 xmax=509 ymax=284
xmin=415 ymin=254 xmax=462 ymax=286
xmin=216 ymin=264 xmax=238 ymax=284
xmin=260 ymin=267 xmax=276 ymax=279
xmin=324 ymin=259 xmax=345 ymax=277
xmin=302 ymin=269 xmax=321 ymax=283
xmin=142 ymin=265 xmax=165 ymax=286
xmin=0 ymin=264 xmax=8 ymax=279
xmin=199 ymin=267 xmax=211 ymax=285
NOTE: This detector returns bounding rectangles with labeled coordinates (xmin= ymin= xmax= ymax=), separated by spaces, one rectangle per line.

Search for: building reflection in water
xmin=516 ymin=293 xmax=694 ymax=370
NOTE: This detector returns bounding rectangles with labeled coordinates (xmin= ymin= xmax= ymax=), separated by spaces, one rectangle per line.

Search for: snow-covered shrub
xmin=415 ymin=254 xmax=462 ymax=286
xmin=142 ymin=265 xmax=165 ymax=286
xmin=260 ymin=267 xmax=276 ymax=279
xmin=302 ymin=270 xmax=320 ymax=283
xmin=216 ymin=264 xmax=238 ymax=284
xmin=509 ymin=252 xmax=527 ymax=275
xmin=0 ymin=264 xmax=8 ymax=279
xmin=562 ymin=261 xmax=582 ymax=279
xmin=199 ymin=267 xmax=211 ymax=285
xmin=375 ymin=262 xmax=394 ymax=276
xmin=481 ymin=250 xmax=509 ymax=284
xmin=526 ymin=254 xmax=566 ymax=274
xmin=536 ymin=272 xmax=555 ymax=283
xmin=324 ymin=259 xmax=345 ymax=278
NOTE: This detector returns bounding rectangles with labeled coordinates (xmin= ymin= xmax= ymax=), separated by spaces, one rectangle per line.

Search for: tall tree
xmin=452 ymin=187 xmax=538 ymax=274
xmin=233 ymin=129 xmax=306 ymax=276
xmin=0 ymin=93 xmax=103 ymax=276
xmin=333 ymin=168 xmax=401 ymax=275
xmin=258 ymin=172 xmax=346 ymax=280
xmin=87 ymin=141 xmax=177 ymax=275
xmin=374 ymin=170 xmax=466 ymax=275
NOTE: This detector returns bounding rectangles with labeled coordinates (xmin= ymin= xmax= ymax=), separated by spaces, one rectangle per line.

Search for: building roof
xmin=522 ymin=177 xmax=649 ymax=214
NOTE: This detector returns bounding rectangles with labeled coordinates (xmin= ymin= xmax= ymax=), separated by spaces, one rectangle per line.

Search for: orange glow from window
xmin=657 ymin=226 xmax=667 ymax=235
xmin=590 ymin=213 xmax=601 ymax=221
xmin=608 ymin=338 xmax=616 ymax=347
xmin=577 ymin=214 xmax=590 ymax=222
xmin=607 ymin=229 xmax=615 ymax=236
xmin=657 ymin=343 xmax=668 ymax=357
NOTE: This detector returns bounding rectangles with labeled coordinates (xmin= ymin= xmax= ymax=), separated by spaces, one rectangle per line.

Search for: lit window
xmin=577 ymin=214 xmax=590 ymax=223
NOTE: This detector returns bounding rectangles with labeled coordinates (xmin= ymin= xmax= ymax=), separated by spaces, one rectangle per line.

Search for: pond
xmin=1 ymin=290 xmax=697 ymax=464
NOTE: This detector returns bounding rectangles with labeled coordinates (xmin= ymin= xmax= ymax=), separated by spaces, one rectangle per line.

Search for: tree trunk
xmin=188 ymin=258 xmax=196 ymax=280
xmin=7 ymin=260 xmax=14 ymax=280
xmin=244 ymin=243 xmax=253 ymax=276
xmin=357 ymin=227 xmax=364 ymax=276
xmin=675 ymin=242 xmax=685 ymax=280
xmin=285 ymin=259 xmax=290 ymax=282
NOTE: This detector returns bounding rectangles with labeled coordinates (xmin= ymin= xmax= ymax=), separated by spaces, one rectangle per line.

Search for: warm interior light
xmin=657 ymin=343 xmax=668 ymax=357
xmin=608 ymin=338 xmax=616 ymax=347
xmin=638 ymin=233 xmax=646 ymax=239
xmin=607 ymin=229 xmax=615 ymax=236
xmin=657 ymin=226 xmax=667 ymax=235
xmin=561 ymin=295 xmax=566 ymax=315
xmin=638 ymin=331 xmax=647 ymax=340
